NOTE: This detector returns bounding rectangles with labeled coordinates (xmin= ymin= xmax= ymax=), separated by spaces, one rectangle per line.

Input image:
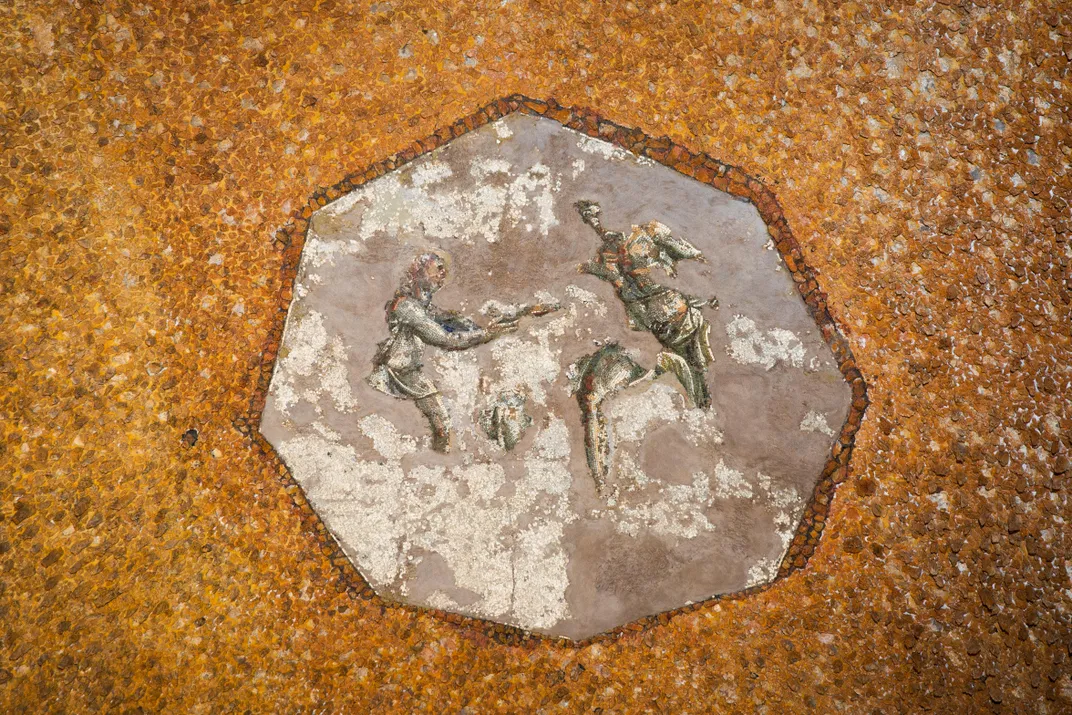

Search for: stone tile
xmin=261 ymin=112 xmax=852 ymax=639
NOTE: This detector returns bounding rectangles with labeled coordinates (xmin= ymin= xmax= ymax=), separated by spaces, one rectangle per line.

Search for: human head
xmin=402 ymin=251 xmax=447 ymax=299
xmin=574 ymin=200 xmax=603 ymax=232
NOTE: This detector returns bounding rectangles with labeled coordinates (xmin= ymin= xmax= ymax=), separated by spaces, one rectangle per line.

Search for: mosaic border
xmin=233 ymin=94 xmax=869 ymax=647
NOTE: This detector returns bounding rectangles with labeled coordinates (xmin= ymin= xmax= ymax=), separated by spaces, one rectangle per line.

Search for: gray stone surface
xmin=260 ymin=113 xmax=851 ymax=640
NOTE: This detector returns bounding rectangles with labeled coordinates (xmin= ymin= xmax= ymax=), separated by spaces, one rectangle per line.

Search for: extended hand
xmin=527 ymin=302 xmax=561 ymax=317
xmin=485 ymin=318 xmax=519 ymax=341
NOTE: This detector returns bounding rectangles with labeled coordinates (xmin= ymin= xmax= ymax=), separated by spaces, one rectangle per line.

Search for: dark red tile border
xmin=232 ymin=94 xmax=870 ymax=648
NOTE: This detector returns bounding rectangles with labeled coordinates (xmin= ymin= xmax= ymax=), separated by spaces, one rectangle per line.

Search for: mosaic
xmin=256 ymin=103 xmax=858 ymax=640
xmin=7 ymin=0 xmax=1067 ymax=706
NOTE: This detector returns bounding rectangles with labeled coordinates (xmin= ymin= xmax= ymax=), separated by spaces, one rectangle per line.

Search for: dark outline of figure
xmin=367 ymin=252 xmax=518 ymax=453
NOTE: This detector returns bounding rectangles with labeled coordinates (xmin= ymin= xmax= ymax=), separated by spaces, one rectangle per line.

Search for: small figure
xmin=480 ymin=391 xmax=533 ymax=451
xmin=367 ymin=252 xmax=518 ymax=453
xmin=575 ymin=201 xmax=718 ymax=409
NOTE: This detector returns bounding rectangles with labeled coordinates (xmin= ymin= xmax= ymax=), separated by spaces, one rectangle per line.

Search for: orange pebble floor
xmin=2 ymin=0 xmax=1071 ymax=712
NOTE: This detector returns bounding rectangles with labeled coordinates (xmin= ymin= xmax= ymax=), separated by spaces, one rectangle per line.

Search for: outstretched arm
xmin=579 ymin=260 xmax=620 ymax=282
xmin=648 ymin=221 xmax=706 ymax=264
xmin=396 ymin=299 xmax=514 ymax=349
xmin=579 ymin=248 xmax=624 ymax=285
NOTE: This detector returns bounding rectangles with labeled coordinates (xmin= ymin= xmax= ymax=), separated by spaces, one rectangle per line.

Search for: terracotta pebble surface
xmin=2 ymin=1 xmax=1070 ymax=712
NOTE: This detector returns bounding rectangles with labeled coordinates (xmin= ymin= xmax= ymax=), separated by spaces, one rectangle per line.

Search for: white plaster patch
xmin=505 ymin=162 xmax=559 ymax=236
xmin=301 ymin=229 xmax=364 ymax=270
xmin=280 ymin=309 xmax=328 ymax=376
xmin=604 ymin=377 xmax=725 ymax=454
xmin=608 ymin=383 xmax=680 ymax=443
xmin=358 ymin=414 xmax=418 ymax=460
xmin=275 ymin=434 xmax=407 ymax=586
xmin=270 ymin=310 xmax=356 ymax=416
xmin=318 ymin=338 xmax=358 ymax=412
xmin=713 ymin=459 xmax=753 ymax=499
xmin=319 ymin=188 xmax=365 ymax=218
xmin=746 ymin=557 xmax=780 ymax=587
xmin=513 ymin=519 xmax=570 ymax=628
xmin=488 ymin=334 xmax=561 ymax=406
xmin=278 ymin=428 xmax=574 ymax=630
xmin=565 ymin=284 xmax=607 ymax=317
xmin=470 ymin=157 xmax=512 ymax=178
xmin=682 ymin=406 xmax=725 ymax=446
xmin=403 ymin=463 xmax=513 ymax=616
xmin=493 ymin=118 xmax=513 ymax=140
xmin=312 ymin=419 xmax=342 ymax=443
xmin=574 ymin=133 xmax=655 ymax=166
xmin=424 ymin=590 xmax=460 ymax=610
xmin=800 ymin=410 xmax=835 ymax=437
xmin=596 ymin=457 xmax=802 ymax=578
xmin=532 ymin=415 xmax=571 ymax=461
xmin=540 ymin=301 xmax=578 ymax=337
xmin=615 ymin=451 xmax=652 ymax=491
xmin=610 ymin=470 xmax=716 ymax=540
xmin=410 ymin=160 xmax=453 ymax=187
xmin=755 ymin=472 xmax=804 ymax=568
xmin=431 ymin=350 xmax=482 ymax=450
xmin=337 ymin=154 xmax=560 ymax=245
xmin=756 ymin=472 xmax=800 ymax=512
xmin=725 ymin=314 xmax=806 ymax=370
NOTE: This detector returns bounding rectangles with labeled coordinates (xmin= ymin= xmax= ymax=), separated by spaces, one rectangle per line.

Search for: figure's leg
xmin=415 ymin=393 xmax=452 ymax=453
xmin=668 ymin=343 xmax=711 ymax=409
xmin=689 ymin=366 xmax=711 ymax=409
xmin=655 ymin=351 xmax=698 ymax=405
xmin=663 ymin=311 xmax=714 ymax=409
xmin=688 ymin=320 xmax=714 ymax=409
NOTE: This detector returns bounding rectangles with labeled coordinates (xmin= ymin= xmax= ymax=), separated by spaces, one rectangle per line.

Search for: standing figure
xmin=367 ymin=252 xmax=518 ymax=453
xmin=575 ymin=200 xmax=718 ymax=409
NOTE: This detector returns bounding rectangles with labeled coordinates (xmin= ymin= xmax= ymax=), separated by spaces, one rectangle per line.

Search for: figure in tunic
xmin=367 ymin=252 xmax=518 ymax=453
xmin=575 ymin=200 xmax=718 ymax=409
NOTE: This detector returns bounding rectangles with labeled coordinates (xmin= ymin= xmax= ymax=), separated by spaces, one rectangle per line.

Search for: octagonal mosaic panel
xmin=258 ymin=105 xmax=856 ymax=640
